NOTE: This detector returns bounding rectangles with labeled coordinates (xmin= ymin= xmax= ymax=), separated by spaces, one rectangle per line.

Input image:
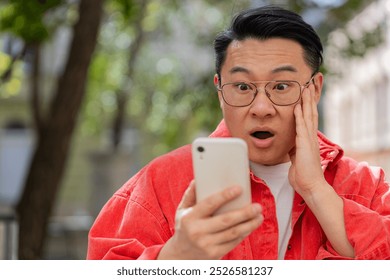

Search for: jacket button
xmin=287 ymin=244 xmax=292 ymax=250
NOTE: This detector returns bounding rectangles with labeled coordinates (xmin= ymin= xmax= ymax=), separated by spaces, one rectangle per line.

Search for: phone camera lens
xmin=197 ymin=146 xmax=204 ymax=153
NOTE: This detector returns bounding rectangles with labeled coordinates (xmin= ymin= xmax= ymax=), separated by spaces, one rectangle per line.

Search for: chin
xmin=249 ymin=153 xmax=290 ymax=166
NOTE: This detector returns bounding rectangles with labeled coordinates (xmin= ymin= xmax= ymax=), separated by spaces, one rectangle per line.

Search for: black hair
xmin=214 ymin=5 xmax=323 ymax=83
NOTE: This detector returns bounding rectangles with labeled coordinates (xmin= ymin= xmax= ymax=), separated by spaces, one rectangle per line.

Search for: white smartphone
xmin=192 ymin=137 xmax=251 ymax=214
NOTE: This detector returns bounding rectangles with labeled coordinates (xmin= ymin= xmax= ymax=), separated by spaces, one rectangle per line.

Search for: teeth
xmin=252 ymin=131 xmax=273 ymax=139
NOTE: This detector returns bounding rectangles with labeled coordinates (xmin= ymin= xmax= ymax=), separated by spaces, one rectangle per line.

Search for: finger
xmin=205 ymin=238 xmax=246 ymax=260
xmin=175 ymin=208 xmax=194 ymax=230
xmin=294 ymin=102 xmax=307 ymax=140
xmin=177 ymin=180 xmax=196 ymax=210
xmin=192 ymin=185 xmax=243 ymax=218
xmin=304 ymin=84 xmax=319 ymax=134
xmin=190 ymin=213 xmax=263 ymax=259
xmin=202 ymin=214 xmax=263 ymax=258
xmin=301 ymin=86 xmax=313 ymax=131
xmin=204 ymin=203 xmax=262 ymax=233
xmin=294 ymin=102 xmax=302 ymax=122
xmin=212 ymin=211 xmax=264 ymax=244
xmin=309 ymin=84 xmax=319 ymax=132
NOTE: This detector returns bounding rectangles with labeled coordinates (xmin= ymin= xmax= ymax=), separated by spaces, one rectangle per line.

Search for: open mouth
xmin=251 ymin=131 xmax=274 ymax=140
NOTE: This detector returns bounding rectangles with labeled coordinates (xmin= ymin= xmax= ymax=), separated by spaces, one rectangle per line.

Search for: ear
xmin=313 ymin=72 xmax=324 ymax=104
xmin=213 ymin=74 xmax=219 ymax=87
xmin=214 ymin=74 xmax=224 ymax=108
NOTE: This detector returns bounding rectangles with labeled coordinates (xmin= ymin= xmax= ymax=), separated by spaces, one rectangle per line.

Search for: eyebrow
xmin=271 ymin=65 xmax=298 ymax=73
xmin=228 ymin=65 xmax=298 ymax=75
xmin=229 ymin=66 xmax=250 ymax=74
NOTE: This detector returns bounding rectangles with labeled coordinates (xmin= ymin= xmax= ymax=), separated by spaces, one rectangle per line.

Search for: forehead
xmin=222 ymin=38 xmax=310 ymax=77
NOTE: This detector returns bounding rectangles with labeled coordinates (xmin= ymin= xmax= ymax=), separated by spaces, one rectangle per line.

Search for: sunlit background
xmin=0 ymin=0 xmax=388 ymax=259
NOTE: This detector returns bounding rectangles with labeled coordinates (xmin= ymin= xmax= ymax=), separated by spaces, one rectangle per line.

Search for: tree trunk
xmin=111 ymin=0 xmax=148 ymax=151
xmin=16 ymin=0 xmax=104 ymax=259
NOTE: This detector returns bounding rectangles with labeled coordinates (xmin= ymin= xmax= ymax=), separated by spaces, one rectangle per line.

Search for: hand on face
xmin=158 ymin=180 xmax=263 ymax=260
xmin=288 ymin=84 xmax=326 ymax=197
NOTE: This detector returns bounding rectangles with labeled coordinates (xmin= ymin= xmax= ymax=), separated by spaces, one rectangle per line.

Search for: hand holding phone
xmin=192 ymin=137 xmax=251 ymax=214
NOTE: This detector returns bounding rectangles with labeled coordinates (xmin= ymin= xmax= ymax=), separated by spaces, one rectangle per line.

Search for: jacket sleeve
xmin=86 ymin=168 xmax=174 ymax=260
xmin=318 ymin=165 xmax=390 ymax=260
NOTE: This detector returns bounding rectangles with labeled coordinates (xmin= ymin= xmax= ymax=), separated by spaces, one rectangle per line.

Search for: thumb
xmin=175 ymin=181 xmax=196 ymax=226
xmin=178 ymin=180 xmax=197 ymax=210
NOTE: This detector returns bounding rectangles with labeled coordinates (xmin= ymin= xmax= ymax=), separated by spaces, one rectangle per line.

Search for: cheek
xmin=284 ymin=114 xmax=297 ymax=142
xmin=221 ymin=107 xmax=236 ymax=125
xmin=278 ymin=109 xmax=296 ymax=141
xmin=221 ymin=107 xmax=247 ymax=135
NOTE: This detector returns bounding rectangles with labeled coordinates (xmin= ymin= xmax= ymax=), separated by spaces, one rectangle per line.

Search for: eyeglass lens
xmin=222 ymin=81 xmax=301 ymax=106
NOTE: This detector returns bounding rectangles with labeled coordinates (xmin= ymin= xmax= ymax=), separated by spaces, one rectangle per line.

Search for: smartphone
xmin=192 ymin=137 xmax=251 ymax=214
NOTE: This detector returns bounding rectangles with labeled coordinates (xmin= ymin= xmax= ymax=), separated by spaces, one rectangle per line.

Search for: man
xmin=87 ymin=5 xmax=390 ymax=260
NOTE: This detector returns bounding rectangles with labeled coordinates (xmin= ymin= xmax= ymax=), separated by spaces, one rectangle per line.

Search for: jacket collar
xmin=209 ymin=119 xmax=344 ymax=169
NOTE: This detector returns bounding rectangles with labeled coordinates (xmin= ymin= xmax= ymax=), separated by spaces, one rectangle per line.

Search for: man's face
xmin=216 ymin=38 xmax=322 ymax=165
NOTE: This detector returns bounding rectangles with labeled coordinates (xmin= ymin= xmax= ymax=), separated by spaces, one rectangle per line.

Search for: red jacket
xmin=87 ymin=120 xmax=390 ymax=260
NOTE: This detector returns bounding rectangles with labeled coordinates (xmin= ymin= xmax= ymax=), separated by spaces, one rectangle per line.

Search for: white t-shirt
xmin=250 ymin=161 xmax=294 ymax=259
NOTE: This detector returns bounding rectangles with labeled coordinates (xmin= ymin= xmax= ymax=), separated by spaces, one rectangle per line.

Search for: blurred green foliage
xmin=0 ymin=0 xmax=63 ymax=43
xmin=82 ymin=0 xmax=225 ymax=159
xmin=344 ymin=25 xmax=384 ymax=57
xmin=0 ymin=0 xmax=380 ymax=161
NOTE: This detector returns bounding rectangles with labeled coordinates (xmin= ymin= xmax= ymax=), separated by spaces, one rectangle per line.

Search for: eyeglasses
xmin=217 ymin=76 xmax=315 ymax=107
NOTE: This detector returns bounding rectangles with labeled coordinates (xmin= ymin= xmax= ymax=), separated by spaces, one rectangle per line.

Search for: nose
xmin=249 ymin=88 xmax=276 ymax=118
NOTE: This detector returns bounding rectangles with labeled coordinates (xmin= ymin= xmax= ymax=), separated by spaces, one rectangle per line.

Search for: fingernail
xmin=252 ymin=204 xmax=262 ymax=214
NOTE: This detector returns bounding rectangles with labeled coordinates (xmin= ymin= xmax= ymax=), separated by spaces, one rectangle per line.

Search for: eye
xmin=235 ymin=83 xmax=252 ymax=91
xmin=273 ymin=82 xmax=289 ymax=91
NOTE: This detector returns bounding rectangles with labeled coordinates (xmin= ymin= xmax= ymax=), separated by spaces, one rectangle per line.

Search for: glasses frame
xmin=217 ymin=74 xmax=316 ymax=107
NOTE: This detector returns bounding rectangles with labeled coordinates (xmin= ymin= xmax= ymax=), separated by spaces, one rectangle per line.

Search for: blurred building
xmin=324 ymin=0 xmax=390 ymax=174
